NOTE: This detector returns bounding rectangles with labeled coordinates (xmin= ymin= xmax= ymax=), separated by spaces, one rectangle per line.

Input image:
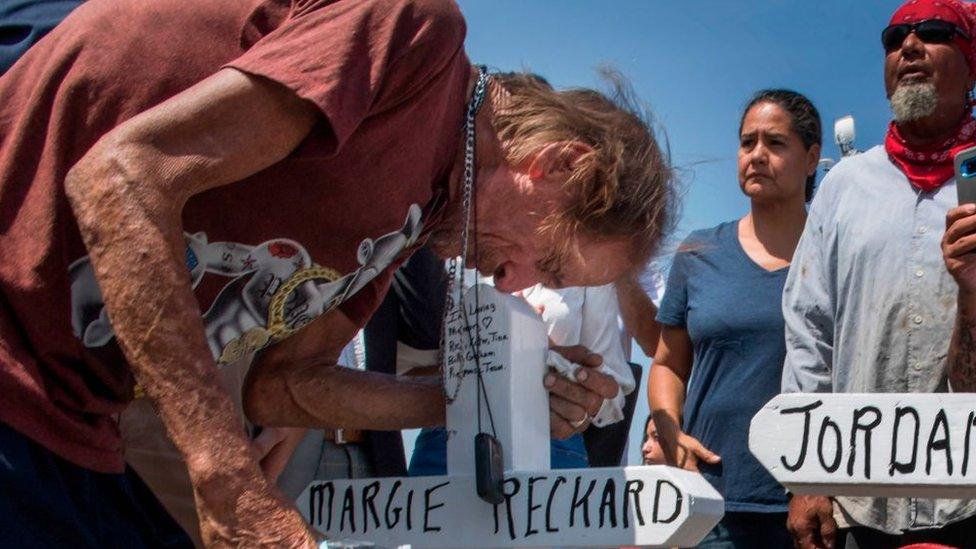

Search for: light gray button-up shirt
xmin=782 ymin=145 xmax=976 ymax=534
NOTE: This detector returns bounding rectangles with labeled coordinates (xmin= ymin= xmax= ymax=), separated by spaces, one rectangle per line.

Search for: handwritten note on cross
xmin=299 ymin=284 xmax=723 ymax=547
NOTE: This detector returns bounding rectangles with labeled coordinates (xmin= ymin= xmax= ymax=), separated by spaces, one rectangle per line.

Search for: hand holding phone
xmin=945 ymin=146 xmax=976 ymax=293
xmin=955 ymin=145 xmax=976 ymax=205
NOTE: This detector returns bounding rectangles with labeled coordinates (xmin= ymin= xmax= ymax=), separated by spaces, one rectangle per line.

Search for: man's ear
xmin=526 ymin=141 xmax=594 ymax=180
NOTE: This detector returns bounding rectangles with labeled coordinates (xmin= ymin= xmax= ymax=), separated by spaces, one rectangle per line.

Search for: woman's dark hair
xmin=739 ymin=89 xmax=822 ymax=202
xmin=641 ymin=414 xmax=653 ymax=446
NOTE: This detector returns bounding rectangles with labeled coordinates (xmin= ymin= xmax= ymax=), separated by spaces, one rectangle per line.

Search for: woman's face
xmin=737 ymin=102 xmax=819 ymax=204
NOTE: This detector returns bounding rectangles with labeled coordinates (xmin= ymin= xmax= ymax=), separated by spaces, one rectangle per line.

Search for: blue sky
xmin=448 ymin=0 xmax=906 ymax=466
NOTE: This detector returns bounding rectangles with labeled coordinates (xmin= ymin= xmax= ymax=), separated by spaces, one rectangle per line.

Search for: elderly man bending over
xmin=0 ymin=0 xmax=674 ymax=546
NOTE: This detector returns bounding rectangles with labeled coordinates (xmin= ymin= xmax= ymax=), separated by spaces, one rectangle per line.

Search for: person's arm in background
xmin=578 ymin=284 xmax=634 ymax=427
xmin=646 ymin=250 xmax=719 ymax=471
xmin=616 ymin=270 xmax=661 ymax=358
xmin=781 ymin=190 xmax=837 ymax=549
xmin=943 ymin=204 xmax=976 ymax=392
xmin=649 ymin=326 xmax=719 ymax=471
xmin=66 ymin=69 xmax=319 ymax=547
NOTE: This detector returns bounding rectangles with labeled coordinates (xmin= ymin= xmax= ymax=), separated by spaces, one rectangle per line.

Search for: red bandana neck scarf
xmin=885 ymin=0 xmax=976 ymax=192
xmin=886 ymin=113 xmax=976 ymax=192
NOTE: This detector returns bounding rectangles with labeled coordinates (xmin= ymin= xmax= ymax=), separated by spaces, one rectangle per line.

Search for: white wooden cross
xmin=750 ymin=393 xmax=976 ymax=498
xmin=299 ymin=284 xmax=724 ymax=548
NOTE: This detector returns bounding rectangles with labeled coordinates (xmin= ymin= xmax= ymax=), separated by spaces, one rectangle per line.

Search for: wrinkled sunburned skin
xmin=67 ymin=158 xmax=317 ymax=546
xmin=67 ymin=161 xmax=432 ymax=546
xmin=63 ymin=68 xmax=323 ymax=546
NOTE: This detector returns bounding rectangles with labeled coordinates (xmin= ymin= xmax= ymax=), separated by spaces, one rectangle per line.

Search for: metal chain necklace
xmin=440 ymin=65 xmax=490 ymax=404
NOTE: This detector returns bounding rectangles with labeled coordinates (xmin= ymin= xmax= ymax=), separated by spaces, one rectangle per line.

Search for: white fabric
xmin=338 ymin=330 xmax=365 ymax=370
xmin=522 ymin=283 xmax=635 ymax=427
xmin=395 ymin=342 xmax=439 ymax=375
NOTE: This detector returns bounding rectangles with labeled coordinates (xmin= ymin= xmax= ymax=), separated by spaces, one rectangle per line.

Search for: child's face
xmin=642 ymin=419 xmax=665 ymax=465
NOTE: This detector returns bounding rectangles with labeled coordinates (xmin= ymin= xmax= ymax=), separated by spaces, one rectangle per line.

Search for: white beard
xmin=890 ymin=80 xmax=939 ymax=123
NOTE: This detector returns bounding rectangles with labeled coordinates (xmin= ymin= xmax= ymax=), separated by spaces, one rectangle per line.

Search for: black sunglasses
xmin=882 ymin=19 xmax=971 ymax=52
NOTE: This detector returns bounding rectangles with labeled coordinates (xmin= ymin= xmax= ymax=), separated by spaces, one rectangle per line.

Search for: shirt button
xmin=914 ymin=314 xmax=924 ymax=325
xmin=914 ymin=362 xmax=924 ymax=371
xmin=918 ymin=226 xmax=928 ymax=234
xmin=916 ymin=270 xmax=924 ymax=278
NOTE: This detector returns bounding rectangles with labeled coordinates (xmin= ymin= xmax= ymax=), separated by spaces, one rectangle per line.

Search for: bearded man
xmin=781 ymin=1 xmax=976 ymax=547
xmin=0 ymin=0 xmax=674 ymax=546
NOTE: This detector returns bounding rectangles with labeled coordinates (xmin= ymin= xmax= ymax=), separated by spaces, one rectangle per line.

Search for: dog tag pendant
xmin=475 ymin=432 xmax=505 ymax=504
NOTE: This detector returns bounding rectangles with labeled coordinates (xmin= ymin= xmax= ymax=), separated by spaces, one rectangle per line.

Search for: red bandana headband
xmin=890 ymin=0 xmax=976 ymax=71
xmin=885 ymin=0 xmax=976 ymax=192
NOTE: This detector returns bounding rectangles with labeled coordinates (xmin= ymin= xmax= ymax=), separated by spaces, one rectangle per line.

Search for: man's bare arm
xmin=943 ymin=204 xmax=976 ymax=392
xmin=65 ymin=69 xmax=318 ymax=546
xmin=244 ymin=309 xmax=446 ymax=430
xmin=948 ymin=292 xmax=976 ymax=392
xmin=244 ymin=308 xmax=619 ymax=437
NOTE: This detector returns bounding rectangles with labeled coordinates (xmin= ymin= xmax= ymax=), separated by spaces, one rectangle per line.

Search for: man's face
xmin=884 ymin=27 xmax=974 ymax=120
xmin=471 ymin=165 xmax=634 ymax=294
xmin=476 ymin=228 xmax=633 ymax=294
xmin=428 ymin=139 xmax=638 ymax=293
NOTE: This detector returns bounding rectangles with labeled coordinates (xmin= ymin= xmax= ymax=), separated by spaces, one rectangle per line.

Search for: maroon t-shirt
xmin=0 ymin=0 xmax=470 ymax=473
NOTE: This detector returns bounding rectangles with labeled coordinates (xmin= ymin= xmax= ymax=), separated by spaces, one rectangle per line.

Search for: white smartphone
xmin=955 ymin=145 xmax=976 ymax=205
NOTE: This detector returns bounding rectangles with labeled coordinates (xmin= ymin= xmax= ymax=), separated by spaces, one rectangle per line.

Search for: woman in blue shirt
xmin=650 ymin=90 xmax=822 ymax=548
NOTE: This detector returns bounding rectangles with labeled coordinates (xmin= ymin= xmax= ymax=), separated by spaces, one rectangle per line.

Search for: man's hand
xmin=199 ymin=425 xmax=322 ymax=547
xmin=193 ymin=467 xmax=317 ymax=548
xmin=655 ymin=428 xmax=720 ymax=472
xmin=943 ymin=204 xmax=976 ymax=290
xmin=253 ymin=426 xmax=309 ymax=484
xmin=787 ymin=495 xmax=837 ymax=549
xmin=544 ymin=345 xmax=619 ymax=439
